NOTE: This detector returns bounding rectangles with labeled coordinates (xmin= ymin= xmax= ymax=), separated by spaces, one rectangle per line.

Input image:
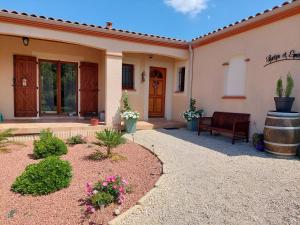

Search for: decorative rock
xmin=114 ymin=207 xmax=121 ymax=216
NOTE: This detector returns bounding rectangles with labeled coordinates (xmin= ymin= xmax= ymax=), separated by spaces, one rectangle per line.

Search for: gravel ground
xmin=0 ymin=140 xmax=161 ymax=225
xmin=111 ymin=129 xmax=300 ymax=225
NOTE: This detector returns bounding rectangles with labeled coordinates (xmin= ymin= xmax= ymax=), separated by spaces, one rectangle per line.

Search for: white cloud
xmin=164 ymin=0 xmax=208 ymax=16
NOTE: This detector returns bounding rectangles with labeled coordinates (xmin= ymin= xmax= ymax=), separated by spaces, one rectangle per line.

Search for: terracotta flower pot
xmin=90 ymin=118 xmax=99 ymax=126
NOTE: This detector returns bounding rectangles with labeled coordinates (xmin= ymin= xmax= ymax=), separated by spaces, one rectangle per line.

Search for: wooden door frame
xmin=148 ymin=66 xmax=167 ymax=118
xmin=38 ymin=59 xmax=78 ymax=116
xmin=13 ymin=55 xmax=38 ymax=117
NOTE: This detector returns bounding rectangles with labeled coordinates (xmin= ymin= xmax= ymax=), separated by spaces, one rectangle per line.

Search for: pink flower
xmin=119 ymin=186 xmax=125 ymax=194
xmin=86 ymin=204 xmax=96 ymax=213
xmin=106 ymin=175 xmax=117 ymax=182
xmin=113 ymin=185 xmax=117 ymax=189
xmin=102 ymin=181 xmax=108 ymax=187
xmin=118 ymin=194 xmax=125 ymax=204
xmin=85 ymin=182 xmax=93 ymax=196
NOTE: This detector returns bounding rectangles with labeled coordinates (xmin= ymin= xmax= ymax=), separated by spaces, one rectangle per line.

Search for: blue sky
xmin=0 ymin=0 xmax=285 ymax=41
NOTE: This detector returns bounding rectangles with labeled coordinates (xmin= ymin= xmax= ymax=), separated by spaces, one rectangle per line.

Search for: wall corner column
xmin=105 ymin=51 xmax=123 ymax=127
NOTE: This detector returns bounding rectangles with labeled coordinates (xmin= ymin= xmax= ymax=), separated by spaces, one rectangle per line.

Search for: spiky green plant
xmin=0 ymin=129 xmax=13 ymax=152
xmin=95 ymin=129 xmax=125 ymax=156
xmin=121 ymin=92 xmax=132 ymax=113
xmin=276 ymin=77 xmax=283 ymax=97
xmin=189 ymin=98 xmax=196 ymax=111
xmin=285 ymin=72 xmax=294 ymax=97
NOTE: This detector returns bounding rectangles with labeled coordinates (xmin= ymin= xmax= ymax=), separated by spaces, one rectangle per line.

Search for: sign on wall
xmin=265 ymin=50 xmax=300 ymax=67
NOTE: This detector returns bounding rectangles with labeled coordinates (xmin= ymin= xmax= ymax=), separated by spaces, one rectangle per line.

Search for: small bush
xmin=11 ymin=156 xmax=72 ymax=195
xmin=33 ymin=129 xmax=67 ymax=159
xmin=66 ymin=135 xmax=87 ymax=146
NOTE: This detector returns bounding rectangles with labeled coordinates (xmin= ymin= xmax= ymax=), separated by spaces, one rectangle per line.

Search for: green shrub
xmin=91 ymin=192 xmax=114 ymax=207
xmin=66 ymin=135 xmax=86 ymax=146
xmin=95 ymin=129 xmax=125 ymax=156
xmin=33 ymin=130 xmax=67 ymax=159
xmin=11 ymin=156 xmax=72 ymax=195
xmin=39 ymin=129 xmax=54 ymax=140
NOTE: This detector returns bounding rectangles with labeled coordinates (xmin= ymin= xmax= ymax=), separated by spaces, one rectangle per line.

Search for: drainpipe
xmin=188 ymin=44 xmax=194 ymax=101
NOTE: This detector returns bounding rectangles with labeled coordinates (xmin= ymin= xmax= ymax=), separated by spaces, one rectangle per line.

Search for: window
xmin=224 ymin=56 xmax=246 ymax=97
xmin=122 ymin=64 xmax=134 ymax=90
xmin=177 ymin=67 xmax=185 ymax=92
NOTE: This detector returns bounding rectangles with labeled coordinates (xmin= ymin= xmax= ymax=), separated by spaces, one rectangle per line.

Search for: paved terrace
xmin=110 ymin=129 xmax=300 ymax=225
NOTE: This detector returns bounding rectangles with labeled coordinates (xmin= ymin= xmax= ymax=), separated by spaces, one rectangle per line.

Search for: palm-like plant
xmin=95 ymin=129 xmax=125 ymax=156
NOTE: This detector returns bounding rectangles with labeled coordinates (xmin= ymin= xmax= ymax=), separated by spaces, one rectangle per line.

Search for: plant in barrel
xmin=274 ymin=73 xmax=295 ymax=112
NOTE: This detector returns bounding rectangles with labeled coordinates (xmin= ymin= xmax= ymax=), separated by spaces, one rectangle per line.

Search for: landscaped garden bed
xmin=0 ymin=133 xmax=162 ymax=225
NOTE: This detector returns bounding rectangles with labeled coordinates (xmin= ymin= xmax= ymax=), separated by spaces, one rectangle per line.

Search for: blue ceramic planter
xmin=187 ymin=119 xmax=198 ymax=131
xmin=124 ymin=118 xmax=137 ymax=133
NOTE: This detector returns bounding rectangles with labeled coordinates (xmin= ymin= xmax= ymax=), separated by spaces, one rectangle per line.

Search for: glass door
xmin=40 ymin=61 xmax=58 ymax=114
xmin=39 ymin=60 xmax=78 ymax=116
xmin=61 ymin=63 xmax=77 ymax=115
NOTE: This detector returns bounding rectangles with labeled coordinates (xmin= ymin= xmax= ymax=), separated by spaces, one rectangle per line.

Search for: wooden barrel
xmin=264 ymin=111 xmax=300 ymax=156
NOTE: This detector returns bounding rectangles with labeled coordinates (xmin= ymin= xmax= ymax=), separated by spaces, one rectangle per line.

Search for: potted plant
xmin=274 ymin=73 xmax=295 ymax=112
xmin=120 ymin=93 xmax=140 ymax=133
xmin=90 ymin=117 xmax=99 ymax=126
xmin=252 ymin=133 xmax=264 ymax=151
xmin=183 ymin=98 xmax=204 ymax=131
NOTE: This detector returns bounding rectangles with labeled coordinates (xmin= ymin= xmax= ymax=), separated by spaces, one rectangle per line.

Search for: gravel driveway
xmin=110 ymin=129 xmax=300 ymax=225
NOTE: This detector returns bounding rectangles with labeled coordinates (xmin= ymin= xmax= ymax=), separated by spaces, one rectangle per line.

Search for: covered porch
xmin=0 ymin=19 xmax=189 ymax=129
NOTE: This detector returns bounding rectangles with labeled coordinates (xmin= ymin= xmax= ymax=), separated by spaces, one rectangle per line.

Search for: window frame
xmin=176 ymin=66 xmax=186 ymax=93
xmin=223 ymin=56 xmax=247 ymax=99
xmin=122 ymin=63 xmax=135 ymax=90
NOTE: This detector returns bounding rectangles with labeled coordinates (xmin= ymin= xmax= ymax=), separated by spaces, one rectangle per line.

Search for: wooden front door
xmin=148 ymin=67 xmax=166 ymax=118
xmin=14 ymin=55 xmax=37 ymax=117
xmin=80 ymin=62 xmax=98 ymax=117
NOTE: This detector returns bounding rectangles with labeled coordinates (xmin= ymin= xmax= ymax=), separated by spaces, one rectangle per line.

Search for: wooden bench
xmin=198 ymin=112 xmax=250 ymax=144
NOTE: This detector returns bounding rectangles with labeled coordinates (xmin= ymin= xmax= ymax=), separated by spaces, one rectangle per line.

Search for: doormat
xmin=163 ymin=127 xmax=179 ymax=130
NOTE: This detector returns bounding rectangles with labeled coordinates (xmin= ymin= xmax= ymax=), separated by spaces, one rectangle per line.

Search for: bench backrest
xmin=212 ymin=112 xmax=250 ymax=129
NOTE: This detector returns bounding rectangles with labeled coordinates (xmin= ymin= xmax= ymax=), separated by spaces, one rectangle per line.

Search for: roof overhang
xmin=0 ymin=11 xmax=189 ymax=50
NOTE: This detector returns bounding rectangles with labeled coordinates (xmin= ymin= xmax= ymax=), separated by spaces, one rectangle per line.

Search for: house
xmin=0 ymin=0 xmax=299 ymax=135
